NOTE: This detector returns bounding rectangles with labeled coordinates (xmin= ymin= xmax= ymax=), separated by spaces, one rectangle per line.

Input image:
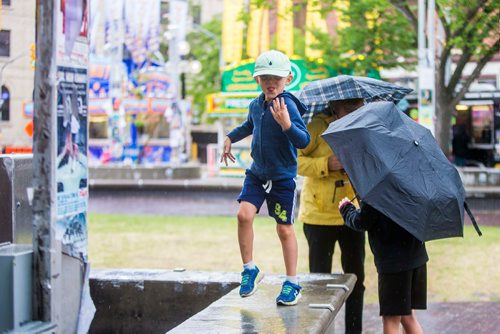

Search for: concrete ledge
xmin=459 ymin=168 xmax=500 ymax=196
xmin=169 ymin=273 xmax=356 ymax=334
xmin=89 ymin=270 xmax=355 ymax=334
xmin=89 ymin=164 xmax=202 ymax=182
xmin=89 ymin=270 xmax=240 ymax=334
xmin=88 ymin=176 xmax=244 ymax=191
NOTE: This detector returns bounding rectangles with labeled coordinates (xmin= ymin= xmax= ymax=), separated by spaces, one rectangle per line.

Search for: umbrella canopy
xmin=297 ymin=75 xmax=412 ymax=124
xmin=322 ymin=101 xmax=465 ymax=242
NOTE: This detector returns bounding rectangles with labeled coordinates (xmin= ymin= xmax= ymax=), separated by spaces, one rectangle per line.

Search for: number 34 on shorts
xmin=274 ymin=203 xmax=288 ymax=223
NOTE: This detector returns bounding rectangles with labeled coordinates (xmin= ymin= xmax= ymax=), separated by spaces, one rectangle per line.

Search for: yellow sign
xmin=30 ymin=43 xmax=36 ymax=68
xmin=206 ymin=92 xmax=258 ymax=116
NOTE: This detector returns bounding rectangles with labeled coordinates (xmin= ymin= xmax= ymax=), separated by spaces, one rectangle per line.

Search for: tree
xmin=186 ymin=18 xmax=223 ymax=121
xmin=389 ymin=0 xmax=499 ymax=155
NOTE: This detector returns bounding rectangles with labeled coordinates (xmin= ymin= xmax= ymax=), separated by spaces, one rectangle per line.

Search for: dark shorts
xmin=378 ymin=264 xmax=427 ymax=316
xmin=238 ymin=170 xmax=297 ymax=225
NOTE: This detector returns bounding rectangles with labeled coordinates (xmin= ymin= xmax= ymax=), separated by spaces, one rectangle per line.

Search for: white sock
xmin=243 ymin=261 xmax=256 ymax=270
xmin=286 ymin=276 xmax=298 ymax=284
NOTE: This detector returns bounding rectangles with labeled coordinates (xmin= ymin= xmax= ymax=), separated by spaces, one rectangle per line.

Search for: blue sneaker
xmin=239 ymin=266 xmax=263 ymax=297
xmin=276 ymin=281 xmax=302 ymax=306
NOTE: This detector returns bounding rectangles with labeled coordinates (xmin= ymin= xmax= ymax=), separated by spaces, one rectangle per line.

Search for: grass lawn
xmin=88 ymin=213 xmax=500 ymax=304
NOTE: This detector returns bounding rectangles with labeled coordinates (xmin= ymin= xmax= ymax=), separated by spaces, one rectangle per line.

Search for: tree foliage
xmin=185 ymin=19 xmax=222 ymax=120
xmin=313 ymin=0 xmax=417 ymax=75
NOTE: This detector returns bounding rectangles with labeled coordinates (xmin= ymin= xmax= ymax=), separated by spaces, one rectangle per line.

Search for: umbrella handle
xmin=332 ymin=180 xmax=345 ymax=203
xmin=344 ymin=174 xmax=360 ymax=203
xmin=464 ymin=202 xmax=482 ymax=237
xmin=332 ymin=179 xmax=358 ymax=204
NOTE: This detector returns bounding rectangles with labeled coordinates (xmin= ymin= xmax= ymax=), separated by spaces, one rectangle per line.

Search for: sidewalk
xmin=334 ymin=302 xmax=500 ymax=334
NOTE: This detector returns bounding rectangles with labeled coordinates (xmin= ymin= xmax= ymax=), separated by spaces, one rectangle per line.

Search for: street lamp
xmin=177 ymin=40 xmax=191 ymax=56
xmin=417 ymin=0 xmax=436 ymax=135
xmin=177 ymin=56 xmax=203 ymax=99
xmin=192 ymin=23 xmax=225 ymax=70
xmin=162 ymin=33 xmax=202 ymax=99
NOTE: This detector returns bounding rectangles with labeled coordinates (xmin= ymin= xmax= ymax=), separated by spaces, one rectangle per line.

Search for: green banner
xmin=221 ymin=58 xmax=336 ymax=93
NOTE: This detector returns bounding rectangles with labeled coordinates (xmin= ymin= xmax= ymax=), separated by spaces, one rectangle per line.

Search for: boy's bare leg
xmin=276 ymin=224 xmax=298 ymax=276
xmin=382 ymin=315 xmax=402 ymax=334
xmin=237 ymin=201 xmax=257 ymax=264
xmin=401 ymin=310 xmax=424 ymax=334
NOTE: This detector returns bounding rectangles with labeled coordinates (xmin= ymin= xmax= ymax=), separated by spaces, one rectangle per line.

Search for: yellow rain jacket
xmin=298 ymin=113 xmax=357 ymax=226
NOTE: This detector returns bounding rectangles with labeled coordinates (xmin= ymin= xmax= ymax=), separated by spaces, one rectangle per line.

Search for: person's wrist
xmin=339 ymin=202 xmax=347 ymax=210
xmin=338 ymin=197 xmax=352 ymax=210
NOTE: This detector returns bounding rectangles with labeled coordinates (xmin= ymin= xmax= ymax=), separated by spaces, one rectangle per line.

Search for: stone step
xmin=168 ymin=273 xmax=356 ymax=334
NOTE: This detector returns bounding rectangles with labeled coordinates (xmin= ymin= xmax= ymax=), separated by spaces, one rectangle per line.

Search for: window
xmin=2 ymin=0 xmax=11 ymax=6
xmin=471 ymin=104 xmax=494 ymax=145
xmin=0 ymin=30 xmax=11 ymax=57
xmin=0 ymin=86 xmax=10 ymax=121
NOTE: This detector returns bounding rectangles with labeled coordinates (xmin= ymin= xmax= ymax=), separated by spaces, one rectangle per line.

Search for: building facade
xmin=0 ymin=0 xmax=36 ymax=151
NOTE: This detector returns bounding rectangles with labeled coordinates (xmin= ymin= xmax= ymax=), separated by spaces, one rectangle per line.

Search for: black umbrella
xmin=321 ymin=101 xmax=477 ymax=242
xmin=297 ymin=75 xmax=412 ymax=124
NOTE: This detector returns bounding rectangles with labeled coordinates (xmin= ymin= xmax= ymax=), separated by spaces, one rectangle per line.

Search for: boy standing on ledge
xmin=220 ymin=50 xmax=310 ymax=306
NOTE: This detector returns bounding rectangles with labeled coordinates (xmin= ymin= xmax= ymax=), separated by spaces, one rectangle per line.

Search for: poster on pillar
xmin=55 ymin=66 xmax=89 ymax=260
xmin=418 ymin=66 xmax=435 ymax=135
xmin=55 ymin=0 xmax=90 ymax=261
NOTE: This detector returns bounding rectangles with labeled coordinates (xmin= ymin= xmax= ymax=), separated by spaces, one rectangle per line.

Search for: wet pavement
xmin=334 ymin=301 xmax=500 ymax=334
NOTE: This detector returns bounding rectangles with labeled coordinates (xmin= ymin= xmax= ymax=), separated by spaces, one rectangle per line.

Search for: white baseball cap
xmin=253 ymin=50 xmax=292 ymax=78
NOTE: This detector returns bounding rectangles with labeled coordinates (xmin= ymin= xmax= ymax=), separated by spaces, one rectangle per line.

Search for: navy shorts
xmin=378 ymin=264 xmax=427 ymax=316
xmin=238 ymin=170 xmax=297 ymax=224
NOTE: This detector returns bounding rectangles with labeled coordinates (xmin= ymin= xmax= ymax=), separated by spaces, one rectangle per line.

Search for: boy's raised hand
xmin=220 ymin=136 xmax=236 ymax=166
xmin=270 ymin=97 xmax=291 ymax=131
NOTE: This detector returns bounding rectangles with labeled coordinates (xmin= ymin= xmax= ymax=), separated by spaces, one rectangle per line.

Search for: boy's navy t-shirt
xmin=340 ymin=202 xmax=429 ymax=274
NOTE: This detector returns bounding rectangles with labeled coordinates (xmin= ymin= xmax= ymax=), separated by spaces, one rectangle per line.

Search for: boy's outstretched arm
xmin=220 ymin=136 xmax=236 ymax=166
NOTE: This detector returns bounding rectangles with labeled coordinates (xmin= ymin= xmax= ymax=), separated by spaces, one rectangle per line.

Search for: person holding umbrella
xmin=333 ymin=102 xmax=428 ymax=334
xmin=297 ymin=98 xmax=366 ymax=334
xmin=296 ymin=75 xmax=413 ymax=333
